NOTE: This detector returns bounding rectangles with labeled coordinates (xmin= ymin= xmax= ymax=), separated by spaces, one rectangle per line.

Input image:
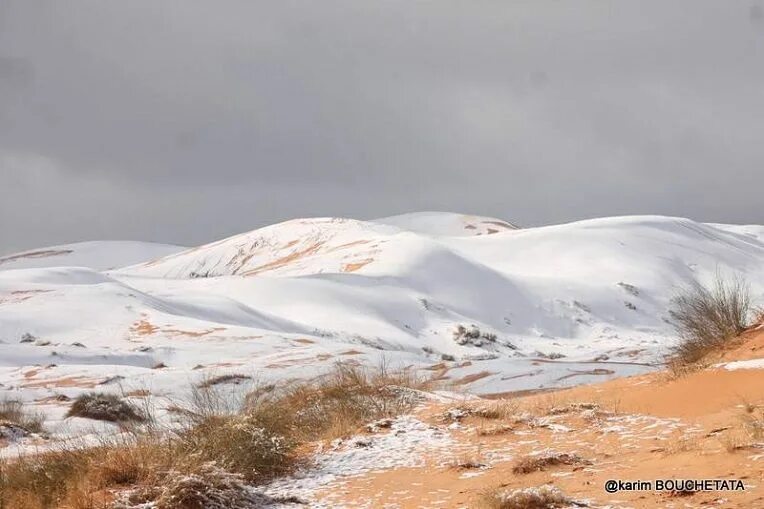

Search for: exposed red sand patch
xmin=339 ymin=350 xmax=364 ymax=356
xmin=0 ymin=289 xmax=53 ymax=305
xmin=125 ymin=389 xmax=151 ymax=398
xmin=293 ymin=338 xmax=316 ymax=345
xmin=554 ymin=368 xmax=615 ymax=382
xmin=452 ymin=370 xmax=495 ymax=385
xmin=130 ymin=318 xmax=159 ymax=336
xmin=342 ymin=258 xmax=374 ymax=272
xmin=265 ymin=353 xmax=335 ymax=369
xmin=708 ymin=327 xmax=764 ymax=364
xmin=162 ymin=327 xmax=226 ymax=338
xmin=22 ymin=376 xmax=99 ymax=389
xmin=242 ymin=241 xmax=324 ymax=276
xmin=325 ymin=239 xmax=372 ymax=253
xmin=130 ymin=317 xmax=226 ymax=338
xmin=423 ymin=362 xmax=448 ymax=372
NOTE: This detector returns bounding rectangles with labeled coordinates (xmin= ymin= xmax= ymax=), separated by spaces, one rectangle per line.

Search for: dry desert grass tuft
xmin=65 ymin=393 xmax=145 ymax=423
xmin=479 ymin=485 xmax=580 ymax=509
xmin=512 ymin=451 xmax=590 ymax=474
xmin=0 ymin=398 xmax=44 ymax=435
xmin=0 ymin=362 xmax=430 ymax=509
xmin=669 ymin=272 xmax=755 ymax=373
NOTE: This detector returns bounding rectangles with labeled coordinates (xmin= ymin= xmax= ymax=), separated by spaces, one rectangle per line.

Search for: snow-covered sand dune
xmin=0 ymin=241 xmax=184 ymax=272
xmin=1 ymin=212 xmax=763 ymax=443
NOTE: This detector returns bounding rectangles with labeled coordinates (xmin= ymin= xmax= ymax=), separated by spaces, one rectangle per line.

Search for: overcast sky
xmin=1 ymin=1 xmax=764 ymax=253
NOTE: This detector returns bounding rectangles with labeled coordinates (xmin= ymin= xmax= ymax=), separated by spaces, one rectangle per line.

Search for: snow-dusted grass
xmin=0 ymin=363 xmax=428 ymax=508
xmin=512 ymin=450 xmax=591 ymax=474
xmin=66 ymin=393 xmax=146 ymax=423
xmin=479 ymin=485 xmax=576 ymax=509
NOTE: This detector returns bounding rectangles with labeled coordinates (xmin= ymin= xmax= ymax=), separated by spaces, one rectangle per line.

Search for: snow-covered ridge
xmin=371 ymin=211 xmax=518 ymax=237
xmin=1 ymin=212 xmax=763 ymax=442
xmin=0 ymin=241 xmax=185 ymax=272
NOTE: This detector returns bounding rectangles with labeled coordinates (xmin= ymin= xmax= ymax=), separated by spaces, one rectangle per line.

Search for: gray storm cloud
xmin=1 ymin=1 xmax=763 ymax=253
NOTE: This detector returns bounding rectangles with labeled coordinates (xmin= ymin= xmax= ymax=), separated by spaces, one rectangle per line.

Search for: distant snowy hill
xmin=1 ymin=212 xmax=763 ymax=446
xmin=0 ymin=241 xmax=185 ymax=272
xmin=372 ymin=211 xmax=518 ymax=236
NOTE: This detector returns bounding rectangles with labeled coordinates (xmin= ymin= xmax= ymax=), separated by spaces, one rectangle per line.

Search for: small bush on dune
xmin=174 ymin=413 xmax=295 ymax=483
xmin=669 ymin=273 xmax=753 ymax=369
xmin=244 ymin=362 xmax=428 ymax=440
xmin=480 ymin=485 xmax=576 ymax=509
xmin=66 ymin=393 xmax=145 ymax=423
xmin=512 ymin=451 xmax=590 ymax=474
xmin=152 ymin=463 xmax=258 ymax=509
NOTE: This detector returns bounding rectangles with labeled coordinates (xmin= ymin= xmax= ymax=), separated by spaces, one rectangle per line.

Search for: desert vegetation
xmin=0 ymin=398 xmax=44 ymax=436
xmin=669 ymin=273 xmax=755 ymax=370
xmin=0 ymin=362 xmax=428 ymax=509
xmin=512 ymin=451 xmax=590 ymax=474
xmin=65 ymin=393 xmax=146 ymax=423
xmin=479 ymin=485 xmax=578 ymax=509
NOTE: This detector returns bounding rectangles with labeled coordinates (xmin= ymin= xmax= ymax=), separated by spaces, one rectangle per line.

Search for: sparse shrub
xmin=243 ymin=362 xmax=428 ymax=441
xmin=617 ymin=282 xmax=640 ymax=297
xmin=0 ymin=449 xmax=91 ymax=509
xmin=174 ymin=413 xmax=295 ymax=483
xmin=669 ymin=273 xmax=753 ymax=369
xmin=0 ymin=398 xmax=44 ymax=434
xmin=480 ymin=485 xmax=576 ymax=509
xmin=66 ymin=393 xmax=145 ymax=423
xmin=453 ymin=324 xmax=497 ymax=347
xmin=19 ymin=333 xmax=36 ymax=343
xmin=1 ymin=363 xmax=428 ymax=508
xmin=512 ymin=451 xmax=590 ymax=474
xmin=152 ymin=463 xmax=259 ymax=509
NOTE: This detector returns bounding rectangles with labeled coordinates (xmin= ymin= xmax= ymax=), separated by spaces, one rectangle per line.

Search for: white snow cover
xmin=0 ymin=241 xmax=184 ymax=271
xmin=1 ymin=212 xmax=763 ymax=441
xmin=372 ymin=211 xmax=518 ymax=237
xmin=714 ymin=359 xmax=764 ymax=371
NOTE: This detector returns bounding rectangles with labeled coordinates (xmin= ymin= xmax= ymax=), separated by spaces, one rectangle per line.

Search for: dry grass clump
xmin=66 ymin=393 xmax=145 ymax=423
xmin=132 ymin=463 xmax=259 ymax=509
xmin=669 ymin=273 xmax=753 ymax=371
xmin=442 ymin=400 xmax=517 ymax=424
xmin=721 ymin=406 xmax=764 ymax=453
xmin=174 ymin=413 xmax=295 ymax=483
xmin=0 ymin=398 xmax=44 ymax=434
xmin=244 ymin=362 xmax=429 ymax=440
xmin=479 ymin=485 xmax=579 ymax=509
xmin=0 ymin=448 xmax=92 ymax=509
xmin=1 ymin=363 xmax=427 ymax=508
xmin=512 ymin=451 xmax=590 ymax=474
